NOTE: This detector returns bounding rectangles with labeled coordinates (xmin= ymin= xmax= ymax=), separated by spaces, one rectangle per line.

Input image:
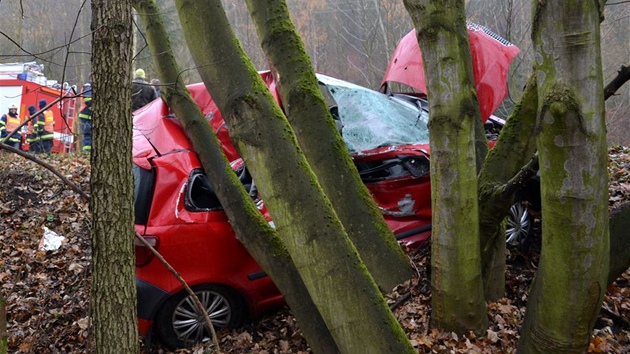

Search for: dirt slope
xmin=1 ymin=148 xmax=630 ymax=353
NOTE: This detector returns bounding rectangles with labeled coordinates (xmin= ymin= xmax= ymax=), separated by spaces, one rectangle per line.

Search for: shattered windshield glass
xmin=318 ymin=75 xmax=430 ymax=152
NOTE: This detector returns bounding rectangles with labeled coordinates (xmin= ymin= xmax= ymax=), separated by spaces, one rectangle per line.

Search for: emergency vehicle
xmin=0 ymin=62 xmax=78 ymax=153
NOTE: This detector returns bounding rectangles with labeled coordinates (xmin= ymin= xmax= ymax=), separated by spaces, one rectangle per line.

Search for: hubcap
xmin=506 ymin=202 xmax=530 ymax=246
xmin=172 ymin=290 xmax=231 ymax=343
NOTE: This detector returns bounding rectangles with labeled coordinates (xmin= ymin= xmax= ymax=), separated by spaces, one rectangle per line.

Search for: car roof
xmin=133 ymin=71 xmax=278 ymax=168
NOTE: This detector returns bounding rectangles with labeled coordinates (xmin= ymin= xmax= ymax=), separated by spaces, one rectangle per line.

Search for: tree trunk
xmin=403 ymin=0 xmax=488 ymax=334
xmin=132 ymin=1 xmax=338 ymax=352
xmin=609 ymin=202 xmax=630 ymax=284
xmin=518 ymin=2 xmax=609 ymax=353
xmin=246 ymin=0 xmax=412 ymax=293
xmin=479 ymin=65 xmax=630 ymax=300
xmin=174 ymin=1 xmax=415 ymax=353
xmin=477 ymin=74 xmax=539 ymax=300
xmin=0 ymin=293 xmax=6 ymax=354
xmin=90 ymin=0 xmax=139 ymax=353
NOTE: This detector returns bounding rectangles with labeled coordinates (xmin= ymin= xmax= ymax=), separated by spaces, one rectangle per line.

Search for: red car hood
xmin=352 ymin=143 xmax=430 ymax=160
xmin=382 ymin=22 xmax=520 ymax=121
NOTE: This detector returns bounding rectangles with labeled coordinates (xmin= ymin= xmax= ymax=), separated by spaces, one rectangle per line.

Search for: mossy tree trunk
xmin=90 ymin=0 xmax=139 ymax=352
xmin=0 ymin=293 xmax=6 ymax=354
xmin=403 ymin=0 xmax=488 ymax=334
xmin=477 ymin=74 xmax=539 ymax=300
xmin=245 ymin=0 xmax=412 ymax=293
xmin=173 ymin=1 xmax=415 ymax=353
xmin=517 ymin=2 xmax=609 ymax=353
xmin=132 ymin=1 xmax=338 ymax=352
xmin=609 ymin=203 xmax=630 ymax=284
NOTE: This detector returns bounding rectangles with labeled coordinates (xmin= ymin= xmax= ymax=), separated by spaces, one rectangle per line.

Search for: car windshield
xmin=318 ymin=75 xmax=430 ymax=152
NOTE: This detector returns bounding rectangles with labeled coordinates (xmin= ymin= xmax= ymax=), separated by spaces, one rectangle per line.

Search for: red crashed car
xmin=132 ymin=72 xmax=523 ymax=349
xmin=380 ymin=24 xmax=540 ymax=247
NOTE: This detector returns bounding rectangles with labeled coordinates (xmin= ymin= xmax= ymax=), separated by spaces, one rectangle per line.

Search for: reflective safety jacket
xmin=79 ymin=81 xmax=92 ymax=120
xmin=26 ymin=121 xmax=40 ymax=144
xmin=38 ymin=110 xmax=55 ymax=140
xmin=0 ymin=114 xmax=22 ymax=143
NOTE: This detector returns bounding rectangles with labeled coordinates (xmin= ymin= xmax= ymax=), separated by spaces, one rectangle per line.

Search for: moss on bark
xmin=518 ymin=2 xmax=609 ymax=352
xmin=404 ymin=0 xmax=487 ymax=335
xmin=246 ymin=0 xmax=412 ymax=293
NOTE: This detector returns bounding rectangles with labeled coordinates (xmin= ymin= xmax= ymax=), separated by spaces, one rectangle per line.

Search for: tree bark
xmin=403 ymin=0 xmax=488 ymax=334
xmin=518 ymin=1 xmax=609 ymax=353
xmin=477 ymin=73 xmax=539 ymax=300
xmin=90 ymin=0 xmax=139 ymax=353
xmin=479 ymin=65 xmax=630 ymax=300
xmin=174 ymin=1 xmax=415 ymax=353
xmin=132 ymin=1 xmax=338 ymax=352
xmin=0 ymin=293 xmax=6 ymax=354
xmin=609 ymin=202 xmax=630 ymax=284
xmin=245 ymin=0 xmax=412 ymax=294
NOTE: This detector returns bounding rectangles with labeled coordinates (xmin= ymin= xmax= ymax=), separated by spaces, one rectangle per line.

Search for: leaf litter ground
xmin=1 ymin=148 xmax=630 ymax=353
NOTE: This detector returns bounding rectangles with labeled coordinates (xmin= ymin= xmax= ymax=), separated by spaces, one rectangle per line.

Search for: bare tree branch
xmin=604 ymin=65 xmax=630 ymax=99
xmin=500 ymin=152 xmax=539 ymax=199
xmin=0 ymin=143 xmax=90 ymax=202
xmin=0 ymin=30 xmax=93 ymax=67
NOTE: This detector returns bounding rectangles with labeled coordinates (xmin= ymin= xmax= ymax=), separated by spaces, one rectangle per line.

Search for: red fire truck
xmin=0 ymin=62 xmax=79 ymax=153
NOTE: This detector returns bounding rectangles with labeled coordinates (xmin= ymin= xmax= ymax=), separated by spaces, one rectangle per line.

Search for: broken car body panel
xmin=204 ymin=73 xmax=435 ymax=245
xmin=381 ymin=22 xmax=520 ymax=120
xmin=133 ymin=137 xmax=283 ymax=338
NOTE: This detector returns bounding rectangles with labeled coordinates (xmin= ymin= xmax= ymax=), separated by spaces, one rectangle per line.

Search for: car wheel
xmin=154 ymin=284 xmax=246 ymax=349
xmin=506 ymin=202 xmax=531 ymax=246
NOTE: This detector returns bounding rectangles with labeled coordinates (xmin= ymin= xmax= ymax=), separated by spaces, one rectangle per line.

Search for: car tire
xmin=154 ymin=284 xmax=246 ymax=349
xmin=506 ymin=202 xmax=532 ymax=246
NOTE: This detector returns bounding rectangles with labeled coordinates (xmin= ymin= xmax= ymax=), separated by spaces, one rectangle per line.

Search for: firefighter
xmin=0 ymin=104 xmax=22 ymax=149
xmin=37 ymin=99 xmax=55 ymax=154
xmin=26 ymin=105 xmax=42 ymax=154
xmin=150 ymin=78 xmax=161 ymax=98
xmin=78 ymin=73 xmax=92 ymax=153
xmin=131 ymin=69 xmax=157 ymax=111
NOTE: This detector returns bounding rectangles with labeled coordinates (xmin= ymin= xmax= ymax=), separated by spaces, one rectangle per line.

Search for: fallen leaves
xmin=0 ymin=153 xmax=92 ymax=354
xmin=1 ymin=148 xmax=630 ymax=353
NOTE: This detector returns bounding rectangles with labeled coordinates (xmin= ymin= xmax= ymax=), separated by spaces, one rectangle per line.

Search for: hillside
xmin=1 ymin=149 xmax=630 ymax=353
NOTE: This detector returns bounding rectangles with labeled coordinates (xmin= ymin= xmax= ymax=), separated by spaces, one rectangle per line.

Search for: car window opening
xmin=133 ymin=164 xmax=156 ymax=225
xmin=186 ymin=172 xmax=222 ymax=211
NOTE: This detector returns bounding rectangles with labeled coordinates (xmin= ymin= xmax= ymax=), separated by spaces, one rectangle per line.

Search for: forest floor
xmin=1 ymin=147 xmax=630 ymax=353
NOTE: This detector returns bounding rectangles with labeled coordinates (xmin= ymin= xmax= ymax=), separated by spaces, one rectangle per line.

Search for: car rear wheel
xmin=154 ymin=284 xmax=246 ymax=349
xmin=506 ymin=202 xmax=532 ymax=246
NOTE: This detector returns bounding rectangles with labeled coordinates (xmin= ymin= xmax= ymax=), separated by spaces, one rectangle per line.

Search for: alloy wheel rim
xmin=172 ymin=290 xmax=231 ymax=343
xmin=506 ymin=202 xmax=530 ymax=245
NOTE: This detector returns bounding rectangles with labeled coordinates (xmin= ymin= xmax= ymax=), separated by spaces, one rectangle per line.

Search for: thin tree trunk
xmin=0 ymin=293 xmax=6 ymax=354
xmin=518 ymin=1 xmax=609 ymax=352
xmin=90 ymin=0 xmax=139 ymax=352
xmin=403 ymin=0 xmax=488 ymax=334
xmin=609 ymin=203 xmax=630 ymax=284
xmin=477 ymin=74 xmax=539 ymax=300
xmin=132 ymin=1 xmax=339 ymax=352
xmin=246 ymin=0 xmax=412 ymax=294
xmin=173 ymin=1 xmax=416 ymax=352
